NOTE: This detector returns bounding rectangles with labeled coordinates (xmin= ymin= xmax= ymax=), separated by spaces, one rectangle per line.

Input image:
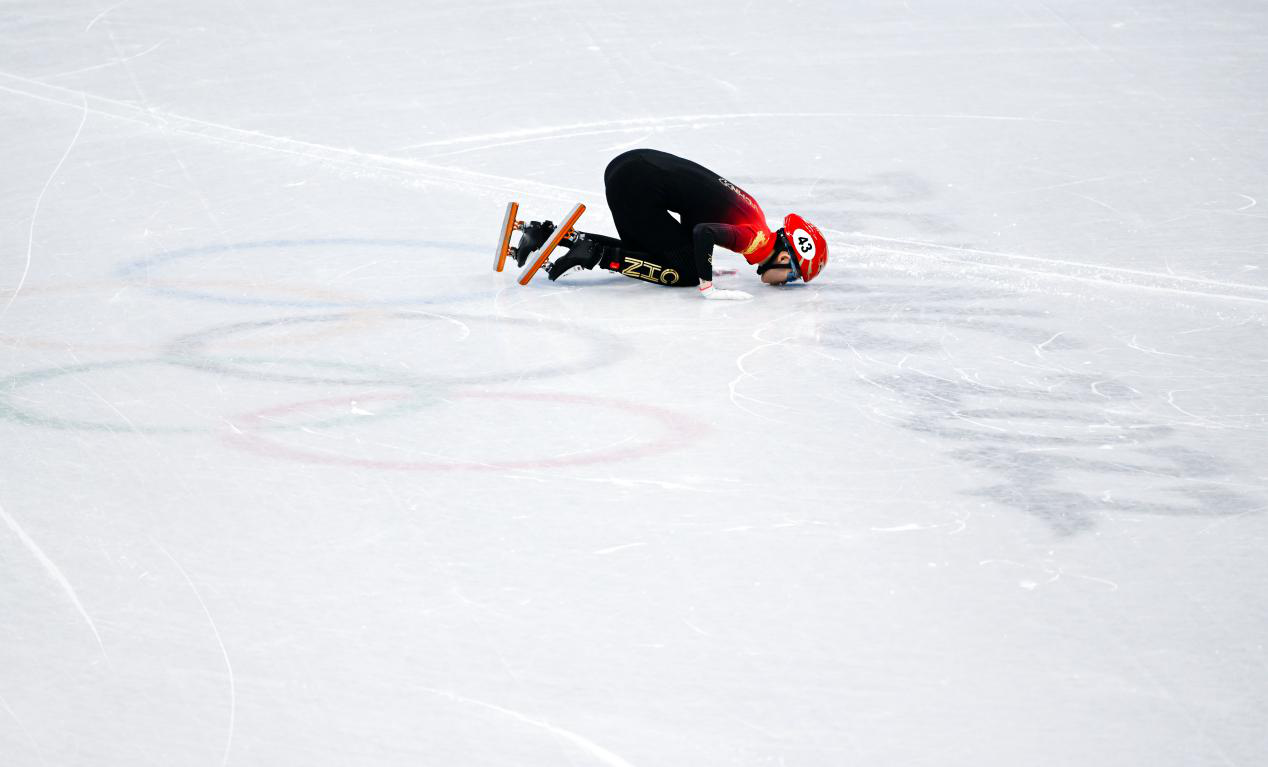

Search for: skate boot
xmin=493 ymin=202 xmax=560 ymax=272
xmin=493 ymin=201 xmax=588 ymax=283
xmin=517 ymin=203 xmax=586 ymax=285
xmin=511 ymin=220 xmax=557 ymax=268
xmin=546 ymin=236 xmax=604 ymax=281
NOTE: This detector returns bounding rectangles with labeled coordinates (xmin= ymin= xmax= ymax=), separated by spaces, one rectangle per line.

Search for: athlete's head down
xmin=757 ymin=214 xmax=828 ymax=286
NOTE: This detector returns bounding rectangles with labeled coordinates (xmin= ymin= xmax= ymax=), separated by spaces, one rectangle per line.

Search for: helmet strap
xmin=756 ymin=229 xmax=800 ymax=281
xmin=757 ymin=229 xmax=791 ymax=274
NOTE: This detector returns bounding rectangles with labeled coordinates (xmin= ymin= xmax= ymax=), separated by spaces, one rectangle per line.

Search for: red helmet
xmin=779 ymin=214 xmax=828 ymax=282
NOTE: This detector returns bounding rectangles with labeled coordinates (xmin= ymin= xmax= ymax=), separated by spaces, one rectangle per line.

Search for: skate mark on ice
xmin=423 ymin=126 xmax=666 ymax=161
xmin=421 ymin=687 xmax=638 ymax=767
xmin=682 ymin=618 xmax=713 ymax=637
xmin=397 ymin=308 xmax=472 ymax=341
xmin=747 ymin=171 xmax=959 ymax=237
xmin=593 ymin=542 xmax=646 ymax=556
xmin=394 ymin=111 xmax=1086 ymax=154
xmin=0 ymin=692 xmax=47 ymax=765
xmin=1004 ymin=174 xmax=1120 ymax=195
xmin=870 ymin=523 xmax=941 ymax=533
xmin=744 ymin=170 xmax=939 ymax=205
xmin=3 ymin=93 xmax=88 ymax=323
xmin=1068 ymin=191 xmax=1129 ymax=217
xmin=85 ymin=2 xmax=128 ymax=32
xmin=0 ymin=71 xmax=591 ymax=201
xmin=1033 ymin=331 xmax=1067 ymax=357
xmin=155 ymin=541 xmax=236 ymax=767
xmin=1126 ymin=335 xmax=1267 ymax=365
xmin=979 ymin=559 xmax=1119 ymax=591
xmin=728 ymin=310 xmax=806 ymax=423
xmin=0 ymin=501 xmax=109 ymax=661
xmin=600 ymin=130 xmax=656 ymax=154
xmin=44 ymin=39 xmax=167 ymax=80
xmin=831 ymin=230 xmax=1268 ymax=304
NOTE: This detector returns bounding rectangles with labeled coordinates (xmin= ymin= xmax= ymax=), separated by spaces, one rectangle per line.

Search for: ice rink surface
xmin=2 ymin=1 xmax=1266 ymax=764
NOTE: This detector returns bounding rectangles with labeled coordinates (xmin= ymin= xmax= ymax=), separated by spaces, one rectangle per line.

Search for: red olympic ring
xmin=222 ymin=390 xmax=709 ymax=471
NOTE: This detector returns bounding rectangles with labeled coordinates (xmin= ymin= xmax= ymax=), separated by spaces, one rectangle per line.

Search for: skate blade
xmin=519 ymin=203 xmax=585 ymax=286
xmin=494 ymin=201 xmax=519 ymax=272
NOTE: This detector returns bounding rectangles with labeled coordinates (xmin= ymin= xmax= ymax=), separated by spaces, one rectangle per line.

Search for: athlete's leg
xmin=547 ymin=231 xmax=693 ymax=287
xmin=603 ymin=154 xmax=693 ymax=256
xmin=547 ymin=152 xmax=699 ymax=286
xmin=604 ymin=245 xmax=693 ymax=287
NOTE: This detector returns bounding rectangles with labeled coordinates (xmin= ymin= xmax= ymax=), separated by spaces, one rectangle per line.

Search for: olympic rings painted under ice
xmin=222 ymin=390 xmax=710 ymax=471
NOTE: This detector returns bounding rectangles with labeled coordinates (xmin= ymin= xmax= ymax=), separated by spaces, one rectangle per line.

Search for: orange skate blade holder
xmin=494 ymin=201 xmax=519 ymax=272
xmin=518 ymin=202 xmax=585 ymax=286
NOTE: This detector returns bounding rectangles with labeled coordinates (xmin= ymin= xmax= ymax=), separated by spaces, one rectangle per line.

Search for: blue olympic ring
xmin=114 ymin=238 xmax=496 ymax=308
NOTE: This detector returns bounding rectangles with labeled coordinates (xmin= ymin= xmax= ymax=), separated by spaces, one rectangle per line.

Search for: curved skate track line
xmin=0 ymin=358 xmax=435 ymax=434
xmin=0 ymin=72 xmax=1079 ymax=202
xmin=0 ymin=71 xmax=592 ymax=201
xmin=114 ymin=238 xmax=496 ymax=309
xmin=165 ymin=311 xmax=628 ymax=387
xmin=831 ymin=229 xmax=1268 ymax=304
xmin=418 ymin=687 xmax=637 ymax=767
xmin=397 ymin=111 xmax=1088 ymax=157
xmin=222 ymin=391 xmax=711 ymax=472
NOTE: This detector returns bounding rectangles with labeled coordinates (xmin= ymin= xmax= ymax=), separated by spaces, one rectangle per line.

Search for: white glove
xmin=698 ymin=281 xmax=752 ymax=301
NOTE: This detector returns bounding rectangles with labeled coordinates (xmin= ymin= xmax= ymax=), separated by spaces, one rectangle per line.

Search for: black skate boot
xmin=511 ymin=220 xmax=556 ymax=268
xmin=546 ymin=236 xmax=605 ymax=281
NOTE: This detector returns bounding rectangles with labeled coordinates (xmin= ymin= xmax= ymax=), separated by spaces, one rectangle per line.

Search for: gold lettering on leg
xmin=620 ymin=257 xmax=677 ymax=285
xmin=621 ymin=258 xmax=645 ymax=278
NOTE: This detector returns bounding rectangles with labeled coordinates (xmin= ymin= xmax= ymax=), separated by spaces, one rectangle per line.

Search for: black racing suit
xmin=597 ymin=149 xmax=775 ymax=287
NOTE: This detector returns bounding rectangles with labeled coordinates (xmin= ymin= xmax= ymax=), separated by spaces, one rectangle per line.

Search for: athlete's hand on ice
xmin=698 ymin=280 xmax=752 ymax=300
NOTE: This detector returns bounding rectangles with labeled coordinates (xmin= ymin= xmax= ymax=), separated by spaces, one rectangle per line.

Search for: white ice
xmin=2 ymin=1 xmax=1266 ymax=765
